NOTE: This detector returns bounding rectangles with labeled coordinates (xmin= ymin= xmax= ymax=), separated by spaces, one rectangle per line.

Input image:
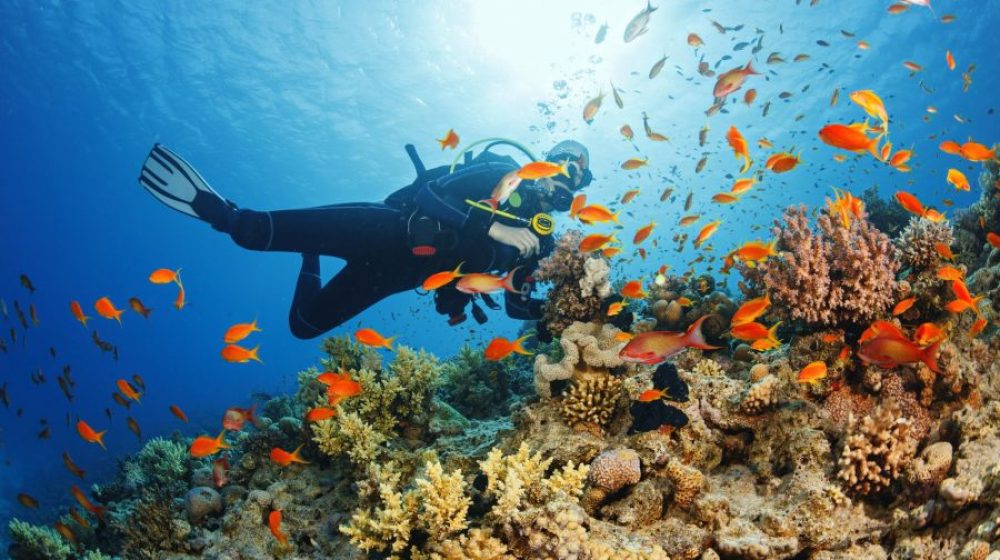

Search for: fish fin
xmin=384 ymin=336 xmax=397 ymax=350
xmin=97 ymin=431 xmax=107 ymax=450
xmin=502 ymin=266 xmax=523 ymax=293
xmin=744 ymin=60 xmax=759 ymax=75
xmin=512 ymin=334 xmax=534 ymax=356
xmin=685 ymin=315 xmax=723 ymax=350
xmin=922 ymin=339 xmax=942 ymax=373
xmin=453 ymin=261 xmax=465 ymax=276
xmin=250 ymin=345 xmax=263 ymax=363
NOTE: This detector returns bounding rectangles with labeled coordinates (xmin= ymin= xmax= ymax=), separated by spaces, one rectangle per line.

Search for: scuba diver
xmin=137 ymin=138 xmax=593 ymax=339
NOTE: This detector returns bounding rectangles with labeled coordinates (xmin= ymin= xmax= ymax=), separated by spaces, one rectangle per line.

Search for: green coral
xmin=122 ymin=437 xmax=189 ymax=496
xmin=8 ymin=519 xmax=72 ymax=560
xmin=321 ymin=334 xmax=383 ymax=372
xmin=79 ymin=551 xmax=113 ymax=560
xmin=439 ymin=345 xmax=512 ymax=419
xmin=107 ymin=497 xmax=181 ymax=560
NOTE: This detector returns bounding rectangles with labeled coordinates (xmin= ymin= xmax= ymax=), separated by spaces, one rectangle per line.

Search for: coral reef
xmin=837 ymin=401 xmax=919 ymax=496
xmin=535 ymin=230 xmax=612 ymax=334
xmin=8 ymin=519 xmax=72 ymax=560
xmin=533 ymin=321 xmax=626 ymax=399
xmin=896 ymin=217 xmax=955 ymax=271
xmin=751 ymin=203 xmax=899 ymax=327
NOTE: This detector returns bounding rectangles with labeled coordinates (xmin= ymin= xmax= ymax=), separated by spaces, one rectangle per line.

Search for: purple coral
xmin=755 ymin=204 xmax=899 ymax=327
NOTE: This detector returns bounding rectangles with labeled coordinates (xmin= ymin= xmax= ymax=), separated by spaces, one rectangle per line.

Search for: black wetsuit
xmin=226 ymin=151 xmax=553 ymax=339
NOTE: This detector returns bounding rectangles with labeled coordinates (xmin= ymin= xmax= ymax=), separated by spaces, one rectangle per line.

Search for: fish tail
xmin=250 ymin=345 xmax=263 ymax=363
xmin=383 ymin=336 xmax=397 ymax=351
xmin=868 ymin=136 xmax=882 ymax=160
xmin=560 ymin=162 xmax=571 ymax=178
xmin=81 ymin=315 xmax=90 ymax=328
xmin=512 ymin=334 xmax=534 ymax=355
xmin=292 ymin=444 xmax=310 ymax=464
xmin=744 ymin=60 xmax=759 ymax=75
xmin=685 ymin=315 xmax=723 ymax=350
xmin=96 ymin=431 xmax=107 ymax=450
xmin=612 ymin=212 xmax=621 ymax=224
xmin=502 ymin=266 xmax=523 ymax=293
xmin=922 ymin=339 xmax=942 ymax=373
xmin=216 ymin=430 xmax=230 ymax=449
xmin=452 ymin=261 xmax=465 ymax=276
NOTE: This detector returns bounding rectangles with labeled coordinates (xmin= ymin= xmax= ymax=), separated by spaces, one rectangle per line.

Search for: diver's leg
xmin=229 ymin=203 xmax=405 ymax=261
xmin=288 ymin=260 xmax=417 ymax=340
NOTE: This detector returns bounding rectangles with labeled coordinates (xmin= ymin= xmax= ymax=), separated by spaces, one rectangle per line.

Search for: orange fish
xmin=569 ymin=194 xmax=587 ymax=218
xmin=849 ymin=90 xmax=889 ymax=126
xmin=613 ymin=332 xmax=634 ymax=343
xmin=270 ymin=444 xmax=309 ymax=467
xmin=621 ymin=189 xmax=641 ymax=204
xmin=169 ymin=404 xmax=189 ymax=422
xmin=887 ymin=3 xmax=909 ymax=13
xmin=126 ymin=297 xmax=151 ymax=319
xmin=796 ymin=361 xmax=828 ymax=385
xmin=94 ymin=297 xmax=124 ymax=325
xmin=937 ymin=266 xmax=964 ymax=281
xmin=69 ymin=507 xmax=90 ymax=529
xmin=859 ymin=321 xmax=912 ymax=345
xmin=601 ymin=247 xmax=622 ymax=258
xmin=53 ymin=521 xmax=78 ymax=548
xmin=269 ymin=510 xmax=288 ymax=546
xmin=517 ymin=161 xmax=569 ymax=180
xmin=694 ymin=221 xmax=721 ymax=248
xmin=70 ymin=485 xmax=105 ymax=520
xmin=894 ymin=191 xmax=927 ymax=218
xmin=354 ymin=328 xmax=395 ymax=349
xmin=732 ymin=295 xmax=770 ymax=326
xmin=687 ymin=33 xmax=704 ymax=47
xmin=149 ymin=268 xmax=181 ymax=285
xmin=765 ymin=152 xmax=801 ymax=173
xmin=76 ymin=420 xmax=106 ymax=450
xmin=17 ymin=493 xmax=39 ymax=509
xmin=222 ymin=404 xmax=258 ymax=431
xmin=858 ymin=332 xmax=941 ymax=373
xmin=988 ymin=232 xmax=1000 ymax=249
xmin=190 ymin=430 xmax=229 ymax=458
xmin=63 ymin=452 xmax=86 ymax=479
xmin=579 ymin=233 xmax=617 ymax=253
xmin=437 ymin=129 xmax=459 ymax=150
xmin=730 ymin=177 xmax=756 ymax=194
xmin=913 ymin=323 xmax=946 ymax=346
xmin=422 ymin=262 xmax=464 ymax=291
xmin=713 ymin=60 xmax=759 ymax=99
xmin=744 ymin=88 xmax=757 ymax=105
xmin=326 ymin=377 xmax=363 ymax=406
xmin=174 ymin=284 xmax=186 ymax=310
xmin=620 ymin=280 xmax=648 ymax=299
xmin=607 ymin=301 xmax=627 ymax=317
xmin=455 ymin=268 xmax=520 ymax=294
xmin=726 ymin=126 xmax=752 ymax=173
xmin=945 ymin=50 xmax=955 ymax=71
xmin=730 ymin=321 xmax=772 ymax=341
xmin=939 ymin=140 xmax=961 ymax=155
xmin=734 ymin=240 xmax=777 ymax=263
xmin=484 ymin=334 xmax=532 ymax=361
xmin=678 ymin=214 xmax=700 ymax=226
xmin=576 ymin=204 xmax=620 ymax=224
xmin=221 ymin=344 xmax=262 ymax=363
xmin=839 ymin=343 xmax=853 ymax=364
xmin=712 ymin=193 xmax=741 ymax=204
xmin=583 ymin=91 xmax=606 ymax=123
xmin=306 ymin=407 xmax=337 ymax=422
xmin=620 ymin=316 xmax=721 ymax=365
xmin=934 ymin=243 xmax=955 ymax=260
xmin=903 ymin=61 xmax=923 ymax=73
xmin=958 ymin=142 xmax=996 ymax=162
xmin=223 ymin=319 xmax=262 ymax=344
xmin=818 ymin=124 xmax=879 ymax=157
xmin=621 ymin=157 xmax=648 ymax=170
xmin=620 ymin=124 xmax=635 ymax=141
xmin=213 ymin=456 xmax=230 ymax=488
xmin=969 ymin=318 xmax=987 ymax=337
xmin=70 ymin=300 xmax=90 ymax=328
xmin=116 ymin=379 xmax=142 ymax=404
xmin=892 ymin=297 xmax=917 ymax=316
xmin=857 ymin=40 xmax=870 ymax=50
xmin=946 ymin=169 xmax=970 ymax=191
xmin=633 ymin=222 xmax=656 ymax=245
xmin=638 ymin=388 xmax=669 ymax=402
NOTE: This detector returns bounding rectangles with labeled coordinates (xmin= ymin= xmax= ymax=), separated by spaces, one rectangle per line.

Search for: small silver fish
xmin=649 ymin=54 xmax=668 ymax=79
xmin=595 ymin=21 xmax=609 ymax=44
xmin=624 ymin=1 xmax=657 ymax=42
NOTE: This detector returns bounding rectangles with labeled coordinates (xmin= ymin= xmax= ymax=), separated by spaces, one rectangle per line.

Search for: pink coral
xmin=754 ymin=204 xmax=899 ymax=327
xmin=588 ymin=448 xmax=641 ymax=493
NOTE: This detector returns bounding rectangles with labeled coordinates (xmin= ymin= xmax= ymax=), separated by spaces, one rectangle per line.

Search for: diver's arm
xmin=413 ymin=163 xmax=515 ymax=235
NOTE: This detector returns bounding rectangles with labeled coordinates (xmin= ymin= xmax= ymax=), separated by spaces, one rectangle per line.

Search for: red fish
xmin=269 ymin=510 xmax=288 ymax=546
xmin=190 ymin=431 xmax=229 ymax=458
xmin=731 ymin=295 xmax=770 ymax=326
xmin=149 ymin=268 xmax=182 ymax=285
xmin=455 ymin=268 xmax=520 ymax=294
xmin=305 ymin=407 xmax=337 ymax=422
xmin=169 ymin=404 xmax=189 ymax=422
xmin=422 ymin=262 xmax=465 ymax=291
xmin=619 ymin=316 xmax=721 ymax=365
xmin=620 ymin=280 xmax=648 ymax=299
xmin=484 ymin=334 xmax=532 ymax=361
xmin=713 ymin=60 xmax=759 ymax=99
xmin=633 ymin=222 xmax=656 ymax=244
xmin=726 ymin=126 xmax=752 ymax=173
xmin=221 ymin=344 xmax=262 ymax=363
xmin=224 ymin=319 xmax=261 ymax=344
xmin=818 ymin=124 xmax=879 ymax=157
xmin=76 ymin=420 xmax=107 ymax=450
xmin=94 ymin=297 xmax=124 ymax=325
xmin=70 ymin=485 xmax=106 ymax=520
xmin=213 ymin=456 xmax=230 ymax=488
xmin=797 ymin=361 xmax=828 ymax=385
xmin=858 ymin=332 xmax=941 ymax=373
xmin=116 ymin=379 xmax=142 ymax=404
xmin=437 ymin=129 xmax=459 ymax=150
xmin=70 ymin=300 xmax=90 ymax=328
xmin=517 ymin=161 xmax=570 ymax=180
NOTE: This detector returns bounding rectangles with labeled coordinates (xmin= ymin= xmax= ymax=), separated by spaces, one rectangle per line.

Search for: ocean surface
xmin=0 ymin=0 xmax=997 ymax=546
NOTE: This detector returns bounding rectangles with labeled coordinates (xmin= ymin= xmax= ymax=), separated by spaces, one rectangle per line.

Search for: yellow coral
xmin=311 ymin=412 xmax=387 ymax=469
xmin=558 ymin=373 xmax=622 ymax=431
xmin=667 ymin=458 xmax=704 ymax=508
xmin=426 ymin=528 xmax=514 ymax=560
xmin=340 ymin=480 xmax=417 ymax=555
xmin=480 ymin=443 xmax=589 ymax=523
xmin=414 ymin=460 xmax=471 ymax=540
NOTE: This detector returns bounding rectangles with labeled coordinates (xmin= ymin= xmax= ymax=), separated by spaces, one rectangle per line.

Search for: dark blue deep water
xmin=1 ymin=0 xmax=997 ymax=543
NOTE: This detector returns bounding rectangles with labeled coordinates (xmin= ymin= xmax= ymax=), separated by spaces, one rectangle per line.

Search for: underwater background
xmin=1 ymin=0 xmax=999 ymax=558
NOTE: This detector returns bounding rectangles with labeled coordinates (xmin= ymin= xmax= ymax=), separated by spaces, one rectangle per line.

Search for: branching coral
xmin=896 ymin=217 xmax=955 ymax=271
xmin=480 ymin=443 xmax=589 ymax=524
xmin=558 ymin=373 xmax=623 ymax=432
xmin=8 ymin=519 xmax=72 ymax=560
xmin=755 ymin=204 xmax=899 ymax=327
xmin=121 ymin=437 xmax=190 ymax=496
xmin=439 ymin=344 xmax=515 ymax=419
xmin=533 ymin=321 xmax=625 ymax=399
xmin=666 ymin=458 xmax=705 ymax=508
xmin=535 ymin=230 xmax=610 ymax=333
xmin=340 ymin=458 xmax=470 ymax=557
xmin=837 ymin=401 xmax=918 ymax=496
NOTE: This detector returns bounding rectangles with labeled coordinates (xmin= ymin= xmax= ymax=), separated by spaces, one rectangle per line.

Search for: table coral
xmin=755 ymin=204 xmax=899 ymax=327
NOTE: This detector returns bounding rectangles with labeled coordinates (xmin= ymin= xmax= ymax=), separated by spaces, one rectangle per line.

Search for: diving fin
xmin=138 ymin=143 xmax=236 ymax=229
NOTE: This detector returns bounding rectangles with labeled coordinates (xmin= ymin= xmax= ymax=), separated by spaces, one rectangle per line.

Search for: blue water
xmin=1 ymin=0 xmax=997 ymax=538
